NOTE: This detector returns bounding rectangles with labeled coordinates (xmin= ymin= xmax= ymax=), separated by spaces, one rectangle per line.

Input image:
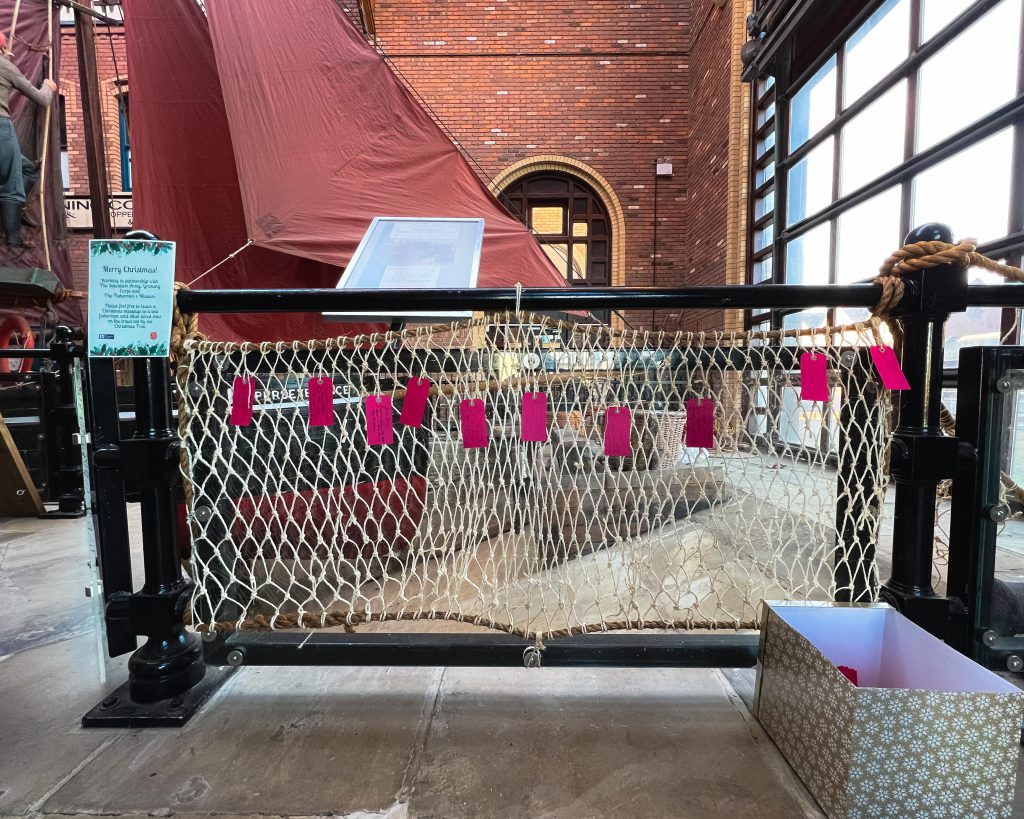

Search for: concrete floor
xmin=1 ymin=511 xmax=1022 ymax=818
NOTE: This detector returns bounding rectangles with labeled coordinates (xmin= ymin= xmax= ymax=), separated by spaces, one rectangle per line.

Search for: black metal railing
xmin=81 ymin=223 xmax=1024 ymax=726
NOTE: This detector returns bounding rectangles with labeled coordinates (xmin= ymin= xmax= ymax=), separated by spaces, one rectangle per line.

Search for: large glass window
xmin=500 ymin=172 xmax=612 ymax=287
xmin=748 ymin=0 xmax=1023 ymax=352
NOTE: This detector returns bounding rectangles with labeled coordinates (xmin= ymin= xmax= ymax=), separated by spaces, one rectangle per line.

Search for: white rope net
xmin=178 ymin=313 xmax=891 ymax=637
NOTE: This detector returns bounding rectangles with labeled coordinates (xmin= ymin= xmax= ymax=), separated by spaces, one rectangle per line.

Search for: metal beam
xmin=207 ymin=631 xmax=761 ymax=668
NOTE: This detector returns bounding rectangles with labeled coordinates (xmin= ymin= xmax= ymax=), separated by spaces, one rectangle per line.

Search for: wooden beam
xmin=74 ymin=9 xmax=112 ymax=239
xmin=0 ymin=410 xmax=43 ymax=516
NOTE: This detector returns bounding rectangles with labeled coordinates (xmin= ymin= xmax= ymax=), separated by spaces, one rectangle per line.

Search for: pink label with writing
xmin=800 ymin=352 xmax=830 ymax=401
xmin=521 ymin=391 xmax=548 ymax=442
xmin=230 ymin=376 xmax=255 ymax=427
xmin=604 ymin=406 xmax=632 ymax=457
xmin=460 ymin=399 xmax=488 ymax=449
xmin=307 ymin=377 xmax=335 ymax=427
xmin=365 ymin=395 xmax=394 ymax=446
xmin=399 ymin=377 xmax=430 ymax=427
xmin=870 ymin=345 xmax=910 ymax=390
xmin=685 ymin=398 xmax=715 ymax=448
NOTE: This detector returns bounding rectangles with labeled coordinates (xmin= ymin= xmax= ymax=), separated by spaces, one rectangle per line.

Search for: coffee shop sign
xmin=65 ymin=195 xmax=132 ymax=230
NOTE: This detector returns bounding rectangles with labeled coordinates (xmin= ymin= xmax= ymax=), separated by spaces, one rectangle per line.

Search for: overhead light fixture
xmin=656 ymin=161 xmax=673 ymax=177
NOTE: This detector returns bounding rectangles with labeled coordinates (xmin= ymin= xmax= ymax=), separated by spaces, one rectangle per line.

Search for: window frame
xmin=746 ymin=0 xmax=1024 ymax=343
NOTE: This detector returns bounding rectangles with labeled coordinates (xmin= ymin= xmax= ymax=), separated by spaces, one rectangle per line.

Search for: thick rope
xmin=872 ymin=239 xmax=1024 ymax=319
xmin=191 ymin=609 xmax=759 ymax=639
xmin=873 ymin=239 xmax=1024 ymax=515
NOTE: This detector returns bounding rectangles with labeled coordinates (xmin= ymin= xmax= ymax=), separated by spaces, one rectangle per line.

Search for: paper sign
xmin=869 ymin=345 xmax=910 ymax=390
xmin=460 ymin=399 xmax=488 ymax=449
xmin=400 ymin=377 xmax=430 ymax=427
xmin=521 ymin=391 xmax=548 ymax=442
xmin=365 ymin=395 xmax=394 ymax=446
xmin=800 ymin=352 xmax=830 ymax=401
xmin=87 ymin=239 xmax=176 ymax=357
xmin=308 ymin=377 xmax=335 ymax=427
xmin=230 ymin=376 xmax=255 ymax=427
xmin=604 ymin=406 xmax=632 ymax=457
xmin=685 ymin=398 xmax=715 ymax=448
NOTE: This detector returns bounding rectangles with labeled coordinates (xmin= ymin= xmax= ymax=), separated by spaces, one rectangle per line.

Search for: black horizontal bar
xmin=208 ymin=631 xmax=759 ymax=668
xmin=178 ymin=285 xmax=886 ymax=313
xmin=176 ymin=283 xmax=1022 ymax=316
xmin=962 ymin=285 xmax=1024 ymax=307
xmin=0 ymin=348 xmax=82 ymax=359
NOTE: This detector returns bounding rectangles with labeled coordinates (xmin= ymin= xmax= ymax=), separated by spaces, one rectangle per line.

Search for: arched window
xmin=500 ymin=172 xmax=611 ymax=287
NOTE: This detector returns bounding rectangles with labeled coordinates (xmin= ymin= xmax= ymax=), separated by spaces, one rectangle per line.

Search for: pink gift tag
xmin=800 ymin=352 xmax=830 ymax=401
xmin=307 ymin=377 xmax=335 ymax=427
xmin=603 ymin=406 xmax=632 ymax=457
xmin=521 ymin=391 xmax=548 ymax=442
xmin=870 ymin=345 xmax=910 ymax=390
xmin=230 ymin=376 xmax=255 ymax=427
xmin=365 ymin=395 xmax=394 ymax=446
xmin=685 ymin=398 xmax=715 ymax=448
xmin=399 ymin=377 xmax=430 ymax=427
xmin=460 ymin=399 xmax=489 ymax=449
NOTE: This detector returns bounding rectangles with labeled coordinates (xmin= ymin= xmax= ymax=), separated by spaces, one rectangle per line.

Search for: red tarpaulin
xmin=126 ymin=0 xmax=565 ymax=343
xmin=124 ymin=0 xmax=378 ymax=342
xmin=203 ymin=0 xmax=566 ymax=289
xmin=0 ymin=0 xmax=79 ymax=326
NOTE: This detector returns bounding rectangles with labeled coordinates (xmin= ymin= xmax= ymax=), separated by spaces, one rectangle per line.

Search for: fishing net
xmin=176 ymin=313 xmax=891 ymax=638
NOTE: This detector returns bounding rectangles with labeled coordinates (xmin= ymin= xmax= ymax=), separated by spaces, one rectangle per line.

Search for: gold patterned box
xmin=753 ymin=602 xmax=1024 ymax=819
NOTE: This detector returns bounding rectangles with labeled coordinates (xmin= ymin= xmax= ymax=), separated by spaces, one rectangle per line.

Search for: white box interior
xmin=772 ymin=604 xmax=1020 ymax=694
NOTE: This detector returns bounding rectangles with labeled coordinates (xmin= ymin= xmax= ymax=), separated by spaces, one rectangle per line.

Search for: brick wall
xmin=373 ymin=0 xmax=692 ymax=330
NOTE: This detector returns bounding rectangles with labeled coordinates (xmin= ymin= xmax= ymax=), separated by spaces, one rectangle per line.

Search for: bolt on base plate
xmin=81 ymin=665 xmax=236 ymax=728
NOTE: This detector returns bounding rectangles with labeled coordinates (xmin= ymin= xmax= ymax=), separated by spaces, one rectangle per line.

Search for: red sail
xmin=125 ymin=0 xmax=384 ymax=342
xmin=203 ymin=0 xmax=566 ymax=290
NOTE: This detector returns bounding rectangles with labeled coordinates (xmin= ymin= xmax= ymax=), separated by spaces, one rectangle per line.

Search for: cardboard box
xmin=754 ymin=602 xmax=1024 ymax=819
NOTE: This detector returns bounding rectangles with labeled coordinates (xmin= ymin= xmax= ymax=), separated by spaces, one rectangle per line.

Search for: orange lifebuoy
xmin=0 ymin=315 xmax=34 ymax=374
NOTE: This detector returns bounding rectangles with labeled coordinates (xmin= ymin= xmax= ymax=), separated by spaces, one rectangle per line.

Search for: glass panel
xmin=785 ymin=221 xmax=831 ymax=285
xmin=782 ymin=307 xmax=831 ymax=331
xmin=840 ymin=81 xmax=907 ymax=195
xmin=542 ymin=243 xmax=569 ymax=275
xmin=789 ymin=56 xmax=837 ymax=151
xmin=1010 ymin=390 xmax=1024 ymax=485
xmin=756 ymin=160 xmax=776 ymax=188
xmin=571 ymin=244 xmax=587 ymax=280
xmin=843 ymin=0 xmax=911 ymax=105
xmin=753 ymin=256 xmax=773 ymax=283
xmin=532 ymin=206 xmax=564 ymax=235
xmin=757 ymin=130 xmax=777 ymax=159
xmin=573 ymin=197 xmax=588 ymax=213
xmin=921 ymin=0 xmax=976 ymax=42
xmin=757 ymin=76 xmax=775 ymax=97
xmin=755 ymin=190 xmax=775 ymax=219
xmin=786 ymin=136 xmax=834 ymax=226
xmin=754 ymin=223 xmax=774 ymax=253
xmin=835 ymin=187 xmax=903 ymax=284
xmin=944 ymin=266 xmax=1005 ymax=365
xmin=913 ymin=127 xmax=1013 ymax=244
xmin=917 ymin=0 xmax=1022 ymax=150
xmin=756 ymin=101 xmax=776 ymax=128
xmin=572 ymin=221 xmax=588 ymax=237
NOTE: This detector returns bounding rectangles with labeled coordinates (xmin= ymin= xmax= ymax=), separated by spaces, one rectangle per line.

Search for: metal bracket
xmin=523 ymin=646 xmax=542 ymax=669
xmin=995 ymin=370 xmax=1024 ymax=393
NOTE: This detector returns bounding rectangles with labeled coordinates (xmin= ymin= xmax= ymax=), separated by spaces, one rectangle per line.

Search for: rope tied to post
xmin=872 ymin=239 xmax=1024 ymax=319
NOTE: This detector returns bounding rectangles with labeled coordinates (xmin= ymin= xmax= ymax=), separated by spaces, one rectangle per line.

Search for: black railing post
xmin=122 ymin=356 xmax=205 ymax=702
xmin=42 ymin=326 xmax=85 ymax=515
xmin=880 ymin=223 xmax=968 ymax=636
